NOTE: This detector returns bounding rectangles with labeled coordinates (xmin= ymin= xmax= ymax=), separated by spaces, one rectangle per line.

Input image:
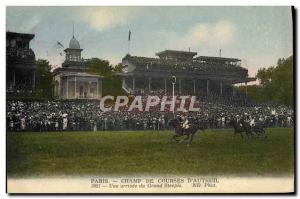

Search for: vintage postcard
xmin=6 ymin=6 xmax=294 ymax=193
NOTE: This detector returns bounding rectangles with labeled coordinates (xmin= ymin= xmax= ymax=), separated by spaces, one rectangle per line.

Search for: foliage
xmin=34 ymin=59 xmax=53 ymax=99
xmin=86 ymin=58 xmax=113 ymax=77
xmin=7 ymin=129 xmax=293 ymax=177
xmin=240 ymin=56 xmax=293 ymax=106
xmin=86 ymin=58 xmax=126 ymax=96
xmin=113 ymin=63 xmax=126 ymax=73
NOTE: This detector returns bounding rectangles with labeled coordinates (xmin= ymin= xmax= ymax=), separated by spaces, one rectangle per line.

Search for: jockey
xmin=180 ymin=115 xmax=190 ymax=130
xmin=250 ymin=117 xmax=256 ymax=127
xmin=176 ymin=114 xmax=189 ymax=136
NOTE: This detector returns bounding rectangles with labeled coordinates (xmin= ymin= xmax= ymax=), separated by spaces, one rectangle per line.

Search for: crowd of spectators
xmin=6 ymin=90 xmax=294 ymax=132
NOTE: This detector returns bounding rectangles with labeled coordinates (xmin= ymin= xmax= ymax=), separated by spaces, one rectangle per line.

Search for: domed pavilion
xmin=52 ymin=33 xmax=103 ymax=100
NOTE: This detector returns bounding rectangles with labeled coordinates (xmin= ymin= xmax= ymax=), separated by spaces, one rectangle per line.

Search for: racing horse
xmin=168 ymin=118 xmax=205 ymax=146
xmin=251 ymin=121 xmax=267 ymax=138
xmin=228 ymin=118 xmax=254 ymax=139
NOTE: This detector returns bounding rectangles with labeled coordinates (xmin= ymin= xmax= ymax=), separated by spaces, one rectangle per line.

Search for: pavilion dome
xmin=69 ymin=36 xmax=80 ymax=49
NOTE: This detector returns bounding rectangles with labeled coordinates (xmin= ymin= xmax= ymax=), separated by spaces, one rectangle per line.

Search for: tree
xmin=86 ymin=58 xmax=113 ymax=77
xmin=256 ymin=66 xmax=275 ymax=85
xmin=268 ymin=56 xmax=293 ymax=105
xmin=242 ymin=55 xmax=293 ymax=106
xmin=34 ymin=59 xmax=53 ymax=99
xmin=113 ymin=63 xmax=126 ymax=73
xmin=86 ymin=58 xmax=125 ymax=96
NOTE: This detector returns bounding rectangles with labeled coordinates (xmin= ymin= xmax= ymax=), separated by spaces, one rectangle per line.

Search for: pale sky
xmin=6 ymin=6 xmax=293 ymax=79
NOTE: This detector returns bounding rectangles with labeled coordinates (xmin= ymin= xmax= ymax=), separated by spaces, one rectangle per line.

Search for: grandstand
xmin=6 ymin=32 xmax=36 ymax=95
xmin=117 ymin=50 xmax=256 ymax=95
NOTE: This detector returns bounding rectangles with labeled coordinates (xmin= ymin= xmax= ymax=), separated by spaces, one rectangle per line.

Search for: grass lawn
xmin=7 ymin=128 xmax=294 ymax=177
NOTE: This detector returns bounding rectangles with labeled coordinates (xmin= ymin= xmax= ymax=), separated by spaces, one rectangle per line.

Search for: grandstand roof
xmin=7 ymin=31 xmax=35 ymax=40
xmin=195 ymin=56 xmax=241 ymax=62
xmin=156 ymin=50 xmax=197 ymax=57
xmin=60 ymin=72 xmax=102 ymax=78
xmin=123 ymin=55 xmax=246 ymax=73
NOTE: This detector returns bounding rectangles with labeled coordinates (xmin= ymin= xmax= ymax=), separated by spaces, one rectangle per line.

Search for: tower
xmin=64 ymin=35 xmax=82 ymax=62
xmin=53 ymin=27 xmax=103 ymax=100
xmin=62 ymin=27 xmax=84 ymax=69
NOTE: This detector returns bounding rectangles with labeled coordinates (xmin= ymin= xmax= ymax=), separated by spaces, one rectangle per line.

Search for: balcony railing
xmin=6 ymin=47 xmax=35 ymax=59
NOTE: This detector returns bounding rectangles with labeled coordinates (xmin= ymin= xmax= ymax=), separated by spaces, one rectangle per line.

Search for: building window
xmin=11 ymin=39 xmax=16 ymax=47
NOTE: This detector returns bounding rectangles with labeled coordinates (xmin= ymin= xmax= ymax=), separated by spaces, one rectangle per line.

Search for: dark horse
xmin=252 ymin=122 xmax=267 ymax=138
xmin=228 ymin=118 xmax=254 ymax=139
xmin=168 ymin=118 xmax=205 ymax=146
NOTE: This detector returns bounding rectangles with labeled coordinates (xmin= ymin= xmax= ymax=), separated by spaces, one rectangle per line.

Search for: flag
xmin=128 ymin=30 xmax=131 ymax=41
xmin=57 ymin=41 xmax=64 ymax=48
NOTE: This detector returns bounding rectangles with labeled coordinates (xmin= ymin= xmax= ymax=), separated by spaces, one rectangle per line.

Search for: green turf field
xmin=7 ymin=128 xmax=294 ymax=177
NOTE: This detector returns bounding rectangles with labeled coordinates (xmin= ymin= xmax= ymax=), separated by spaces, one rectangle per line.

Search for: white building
xmin=53 ymin=34 xmax=103 ymax=100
